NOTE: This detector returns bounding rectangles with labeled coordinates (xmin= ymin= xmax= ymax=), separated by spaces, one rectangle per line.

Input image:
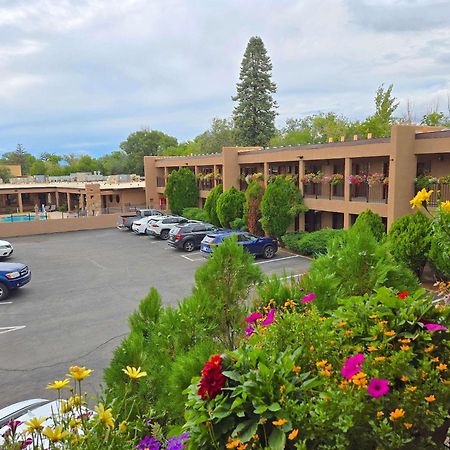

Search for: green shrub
xmin=181 ymin=207 xmax=209 ymax=222
xmin=165 ymin=167 xmax=198 ymax=215
xmin=282 ymin=229 xmax=344 ymax=256
xmin=230 ymin=217 xmax=247 ymax=230
xmin=185 ymin=288 xmax=450 ymax=449
xmin=204 ymin=184 xmax=222 ymax=226
xmin=387 ymin=212 xmax=431 ymax=276
xmin=245 ymin=180 xmax=264 ymax=235
xmin=429 ymin=206 xmax=450 ymax=280
xmin=260 ymin=176 xmax=307 ymax=239
xmin=216 ymin=186 xmax=245 ymax=228
xmin=352 ymin=208 xmax=386 ymax=241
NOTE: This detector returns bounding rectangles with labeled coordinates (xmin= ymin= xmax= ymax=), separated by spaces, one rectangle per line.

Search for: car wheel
xmin=263 ymin=245 xmax=275 ymax=259
xmin=0 ymin=283 xmax=10 ymax=301
xmin=160 ymin=229 xmax=170 ymax=240
xmin=183 ymin=240 xmax=195 ymax=252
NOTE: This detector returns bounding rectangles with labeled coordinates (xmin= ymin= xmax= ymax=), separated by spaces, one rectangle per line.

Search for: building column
xmin=213 ymin=164 xmax=217 ymax=187
xmin=164 ymin=167 xmax=168 ymax=184
xmin=344 ymin=157 xmax=351 ymax=202
xmin=55 ymin=192 xmax=60 ymax=208
xmin=298 ymin=159 xmax=305 ymax=194
xmin=79 ymin=194 xmax=84 ymax=210
xmin=263 ymin=162 xmax=269 ymax=187
xmin=17 ymin=192 xmax=23 ymax=212
xmin=343 ymin=212 xmax=351 ymax=229
xmin=66 ymin=192 xmax=71 ymax=211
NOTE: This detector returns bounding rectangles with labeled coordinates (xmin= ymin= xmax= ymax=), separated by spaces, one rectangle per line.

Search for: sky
xmin=0 ymin=0 xmax=449 ymax=157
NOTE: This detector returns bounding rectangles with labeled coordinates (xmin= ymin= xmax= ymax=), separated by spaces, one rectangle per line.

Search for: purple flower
xmin=136 ymin=436 xmax=161 ymax=450
xmin=245 ymin=325 xmax=255 ymax=337
xmin=7 ymin=420 xmax=22 ymax=435
xmin=244 ymin=312 xmax=263 ymax=323
xmin=261 ymin=308 xmax=276 ymax=326
xmin=424 ymin=323 xmax=448 ymax=332
xmin=301 ymin=292 xmax=316 ymax=303
xmin=367 ymin=378 xmax=390 ymax=398
xmin=166 ymin=433 xmax=189 ymax=450
xmin=341 ymin=353 xmax=365 ymax=380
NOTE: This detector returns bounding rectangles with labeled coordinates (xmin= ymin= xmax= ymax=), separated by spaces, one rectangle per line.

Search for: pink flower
xmin=367 ymin=378 xmax=390 ymax=398
xmin=244 ymin=312 xmax=263 ymax=323
xmin=341 ymin=353 xmax=365 ymax=380
xmin=301 ymin=293 xmax=316 ymax=303
xmin=245 ymin=325 xmax=255 ymax=337
xmin=424 ymin=323 xmax=448 ymax=332
xmin=261 ymin=308 xmax=276 ymax=326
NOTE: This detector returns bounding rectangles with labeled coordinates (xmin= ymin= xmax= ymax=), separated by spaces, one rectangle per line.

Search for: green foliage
xmin=282 ymin=229 xmax=344 ymax=257
xmin=352 ymin=208 xmax=386 ymax=241
xmin=181 ymin=207 xmax=209 ymax=222
xmin=230 ymin=217 xmax=247 ymax=230
xmin=429 ymin=207 xmax=450 ymax=280
xmin=97 ymin=151 xmax=130 ymax=175
xmin=232 ymin=36 xmax=277 ymax=147
xmin=0 ymin=166 xmax=12 ymax=182
xmin=185 ymin=289 xmax=450 ymax=449
xmin=57 ymin=204 xmax=68 ymax=212
xmin=260 ymin=176 xmax=307 ymax=239
xmin=29 ymin=160 xmax=47 ymax=176
xmin=245 ymin=180 xmax=264 ymax=235
xmin=1 ymin=144 xmax=36 ymax=175
xmin=193 ymin=236 xmax=261 ymax=349
xmin=165 ymin=168 xmax=199 ymax=215
xmin=303 ymin=222 xmax=419 ymax=311
xmin=204 ymin=184 xmax=223 ymax=226
xmin=216 ymin=186 xmax=245 ymax=228
xmin=387 ymin=212 xmax=432 ymax=276
xmin=420 ymin=111 xmax=450 ymax=127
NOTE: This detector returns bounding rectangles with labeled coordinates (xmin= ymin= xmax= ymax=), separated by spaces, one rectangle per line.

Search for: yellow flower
xmin=310 ymin=345 xmax=315 ymax=352
xmin=292 ymin=366 xmax=301 ymax=374
xmin=226 ymin=437 xmax=241 ymax=449
xmin=400 ymin=345 xmax=410 ymax=351
xmin=404 ymin=422 xmax=413 ymax=430
xmin=374 ymin=356 xmax=386 ymax=362
xmin=369 ymin=314 xmax=378 ymax=319
xmin=122 ymin=366 xmax=147 ymax=380
xmin=440 ymin=200 xmax=450 ymax=213
xmin=338 ymin=321 xmax=347 ymax=327
xmin=119 ymin=421 xmax=127 ymax=432
xmin=68 ymin=395 xmax=83 ymax=408
xmin=94 ymin=403 xmax=115 ymax=429
xmin=368 ymin=346 xmax=378 ymax=352
xmin=384 ymin=330 xmax=396 ymax=337
xmin=25 ymin=417 xmax=46 ymax=433
xmin=437 ymin=363 xmax=447 ymax=372
xmin=406 ymin=386 xmax=417 ymax=392
xmin=67 ymin=366 xmax=93 ymax=381
xmin=389 ymin=409 xmax=405 ymax=421
xmin=272 ymin=418 xmax=288 ymax=426
xmin=352 ymin=372 xmax=368 ymax=387
xmin=431 ymin=357 xmax=439 ymax=362
xmin=378 ymin=320 xmax=388 ymax=326
xmin=345 ymin=329 xmax=353 ymax=335
xmin=42 ymin=425 xmax=70 ymax=442
xmin=69 ymin=418 xmax=81 ymax=429
xmin=47 ymin=379 xmax=70 ymax=390
xmin=316 ymin=360 xmax=328 ymax=368
xmin=60 ymin=400 xmax=72 ymax=414
xmin=425 ymin=395 xmax=436 ymax=403
xmin=398 ymin=338 xmax=411 ymax=344
xmin=288 ymin=428 xmax=299 ymax=440
xmin=376 ymin=411 xmax=384 ymax=418
xmin=401 ymin=375 xmax=409 ymax=382
xmin=425 ymin=345 xmax=434 ymax=353
xmin=410 ymin=189 xmax=433 ymax=209
xmin=320 ymin=369 xmax=332 ymax=377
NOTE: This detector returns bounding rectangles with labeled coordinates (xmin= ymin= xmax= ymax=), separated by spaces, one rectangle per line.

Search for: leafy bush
xmin=352 ymin=208 xmax=386 ymax=241
xmin=282 ymin=229 xmax=344 ymax=256
xmin=260 ymin=176 xmax=307 ymax=239
xmin=181 ymin=207 xmax=209 ymax=222
xmin=302 ymin=222 xmax=419 ymax=311
xmin=165 ymin=167 xmax=198 ymax=215
xmin=387 ymin=212 xmax=431 ymax=276
xmin=185 ymin=288 xmax=450 ymax=449
xmin=216 ymin=186 xmax=245 ymax=228
xmin=204 ymin=184 xmax=222 ymax=226
xmin=230 ymin=217 xmax=247 ymax=230
xmin=429 ymin=206 xmax=450 ymax=280
xmin=245 ymin=180 xmax=264 ymax=235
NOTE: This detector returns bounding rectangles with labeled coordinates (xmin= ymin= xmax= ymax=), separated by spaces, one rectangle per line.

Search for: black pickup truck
xmin=116 ymin=209 xmax=163 ymax=230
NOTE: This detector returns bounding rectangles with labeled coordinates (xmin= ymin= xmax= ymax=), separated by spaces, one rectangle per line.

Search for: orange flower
xmin=425 ymin=345 xmax=434 ymax=353
xmin=425 ymin=395 xmax=436 ymax=402
xmin=288 ymin=429 xmax=299 ymax=440
xmin=431 ymin=357 xmax=439 ymax=362
xmin=403 ymin=423 xmax=413 ymax=430
xmin=292 ymin=366 xmax=301 ymax=374
xmin=272 ymin=418 xmax=288 ymax=426
xmin=437 ymin=363 xmax=447 ymax=372
xmin=368 ymin=346 xmax=378 ymax=352
xmin=390 ymin=409 xmax=405 ymax=421
xmin=378 ymin=320 xmax=388 ymax=325
xmin=400 ymin=345 xmax=410 ymax=351
xmin=338 ymin=321 xmax=347 ymax=327
xmin=374 ymin=356 xmax=386 ymax=362
xmin=316 ymin=360 xmax=328 ymax=368
xmin=398 ymin=338 xmax=411 ymax=343
xmin=226 ymin=437 xmax=241 ymax=448
xmin=345 ymin=329 xmax=353 ymax=335
xmin=401 ymin=375 xmax=409 ymax=382
xmin=384 ymin=331 xmax=396 ymax=337
xmin=310 ymin=345 xmax=315 ymax=352
xmin=406 ymin=386 xmax=417 ymax=392
xmin=376 ymin=411 xmax=384 ymax=418
xmin=369 ymin=314 xmax=378 ymax=319
xmin=352 ymin=372 xmax=368 ymax=387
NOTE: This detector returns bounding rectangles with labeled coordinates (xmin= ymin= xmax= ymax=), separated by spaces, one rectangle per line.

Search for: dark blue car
xmin=200 ymin=231 xmax=278 ymax=259
xmin=0 ymin=263 xmax=31 ymax=300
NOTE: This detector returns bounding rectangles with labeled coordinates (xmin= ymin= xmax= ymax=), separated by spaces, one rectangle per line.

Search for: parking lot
xmin=0 ymin=228 xmax=310 ymax=408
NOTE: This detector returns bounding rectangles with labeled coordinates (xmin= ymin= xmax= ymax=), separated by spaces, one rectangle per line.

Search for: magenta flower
xmin=367 ymin=378 xmax=390 ymax=398
xmin=245 ymin=325 xmax=255 ymax=337
xmin=424 ymin=323 xmax=448 ymax=332
xmin=341 ymin=353 xmax=365 ymax=379
xmin=261 ymin=308 xmax=276 ymax=326
xmin=244 ymin=312 xmax=263 ymax=323
xmin=301 ymin=293 xmax=315 ymax=303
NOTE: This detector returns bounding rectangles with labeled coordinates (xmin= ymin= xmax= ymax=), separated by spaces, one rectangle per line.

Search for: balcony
xmin=303 ymin=182 xmax=344 ymax=200
xmin=414 ymin=181 xmax=450 ymax=207
xmin=350 ymin=183 xmax=388 ymax=203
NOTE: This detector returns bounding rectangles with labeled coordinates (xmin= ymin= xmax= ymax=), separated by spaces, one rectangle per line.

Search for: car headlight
xmin=5 ymin=271 xmax=20 ymax=279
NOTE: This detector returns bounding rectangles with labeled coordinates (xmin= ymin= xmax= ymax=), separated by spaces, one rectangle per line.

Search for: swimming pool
xmin=1 ymin=214 xmax=48 ymax=223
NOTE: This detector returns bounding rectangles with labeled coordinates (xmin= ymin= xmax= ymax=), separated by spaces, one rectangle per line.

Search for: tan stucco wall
xmin=1 ymin=164 xmax=22 ymax=177
xmin=0 ymin=214 xmax=120 ymax=238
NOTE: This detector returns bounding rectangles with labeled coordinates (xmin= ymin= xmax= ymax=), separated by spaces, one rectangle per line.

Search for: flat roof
xmin=0 ymin=181 xmax=145 ymax=190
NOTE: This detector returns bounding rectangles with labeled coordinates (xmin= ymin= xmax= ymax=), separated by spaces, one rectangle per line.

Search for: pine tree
xmin=232 ymin=36 xmax=278 ymax=147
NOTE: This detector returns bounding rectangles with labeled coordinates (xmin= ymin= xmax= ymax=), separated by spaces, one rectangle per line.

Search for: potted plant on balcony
xmin=329 ymin=173 xmax=344 ymax=185
xmin=347 ymin=174 xmax=367 ymax=185
xmin=214 ymin=169 xmax=222 ymax=182
xmin=204 ymin=172 xmax=214 ymax=181
xmin=367 ymin=173 xmax=385 ymax=187
xmin=415 ymin=175 xmax=438 ymax=190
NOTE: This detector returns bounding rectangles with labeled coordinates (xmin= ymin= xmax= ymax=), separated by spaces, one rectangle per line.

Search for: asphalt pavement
xmin=0 ymin=229 xmax=310 ymax=408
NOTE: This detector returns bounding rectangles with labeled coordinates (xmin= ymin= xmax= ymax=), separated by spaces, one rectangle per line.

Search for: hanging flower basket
xmin=330 ymin=173 xmax=344 ymax=185
xmin=347 ymin=174 xmax=367 ymax=185
xmin=367 ymin=173 xmax=386 ymax=187
xmin=301 ymin=171 xmax=323 ymax=184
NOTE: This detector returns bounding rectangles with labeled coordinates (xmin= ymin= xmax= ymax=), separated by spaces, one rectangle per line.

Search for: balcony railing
xmin=350 ymin=183 xmax=388 ymax=203
xmin=303 ymin=183 xmax=344 ymax=200
xmin=414 ymin=183 xmax=450 ymax=207
xmin=198 ymin=180 xmax=214 ymax=191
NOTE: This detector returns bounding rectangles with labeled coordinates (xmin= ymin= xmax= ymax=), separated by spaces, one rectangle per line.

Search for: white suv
xmin=131 ymin=215 xmax=167 ymax=235
xmin=146 ymin=216 xmax=198 ymax=240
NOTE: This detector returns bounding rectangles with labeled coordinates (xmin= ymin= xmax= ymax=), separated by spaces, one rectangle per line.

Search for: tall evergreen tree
xmin=232 ymin=36 xmax=278 ymax=147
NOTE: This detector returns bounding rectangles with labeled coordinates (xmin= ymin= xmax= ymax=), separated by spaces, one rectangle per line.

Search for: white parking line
xmin=278 ymin=273 xmax=305 ymax=281
xmin=0 ymin=302 xmax=13 ymax=306
xmin=255 ymin=255 xmax=301 ymax=265
xmin=181 ymin=255 xmax=204 ymax=262
xmin=0 ymin=326 xmax=26 ymax=335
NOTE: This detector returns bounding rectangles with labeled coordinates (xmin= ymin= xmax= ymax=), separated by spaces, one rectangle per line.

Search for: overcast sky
xmin=1 ymin=0 xmax=449 ymax=157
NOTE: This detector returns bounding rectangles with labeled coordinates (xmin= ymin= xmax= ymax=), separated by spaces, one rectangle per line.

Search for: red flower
xmin=197 ymin=354 xmax=226 ymax=400
xmin=397 ymin=291 xmax=409 ymax=299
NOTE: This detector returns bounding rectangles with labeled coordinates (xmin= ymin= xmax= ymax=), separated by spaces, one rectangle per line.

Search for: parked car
xmin=131 ymin=215 xmax=167 ymax=235
xmin=168 ymin=222 xmax=218 ymax=252
xmin=117 ymin=209 xmax=163 ymax=230
xmin=0 ymin=262 xmax=31 ymax=300
xmin=200 ymin=231 xmax=278 ymax=259
xmin=0 ymin=240 xmax=13 ymax=258
xmin=146 ymin=216 xmax=198 ymax=240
